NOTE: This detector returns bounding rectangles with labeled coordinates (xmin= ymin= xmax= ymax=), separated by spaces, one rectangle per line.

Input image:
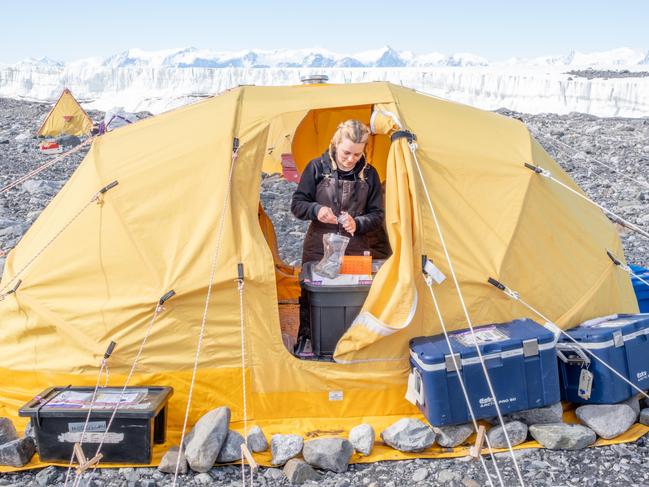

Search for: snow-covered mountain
xmin=1 ymin=46 xmax=648 ymax=117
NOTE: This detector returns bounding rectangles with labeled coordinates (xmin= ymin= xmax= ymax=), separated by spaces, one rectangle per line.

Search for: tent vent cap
xmin=300 ymin=74 xmax=329 ymax=84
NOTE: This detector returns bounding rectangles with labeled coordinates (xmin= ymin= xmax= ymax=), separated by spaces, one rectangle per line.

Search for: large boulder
xmin=348 ymin=424 xmax=375 ymax=455
xmin=0 ymin=437 xmax=36 ymax=467
xmin=158 ymin=446 xmax=187 ymax=474
xmin=486 ymin=421 xmax=528 ymax=448
xmin=380 ymin=418 xmax=435 ymax=453
xmin=283 ymin=458 xmax=321 ymax=484
xmin=247 ymin=425 xmax=268 ymax=453
xmin=508 ymin=402 xmax=563 ymax=425
xmin=271 ymin=434 xmax=303 ymax=466
xmin=433 ymin=424 xmax=474 ymax=448
xmin=529 ymin=423 xmax=596 ymax=450
xmin=303 ymin=438 xmax=353 ymax=473
xmin=184 ymin=406 xmax=231 ymax=472
xmin=216 ymin=430 xmax=245 ymax=463
xmin=575 ymin=404 xmax=637 ymax=439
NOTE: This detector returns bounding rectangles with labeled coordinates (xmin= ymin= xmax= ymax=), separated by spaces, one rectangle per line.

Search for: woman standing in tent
xmin=291 ymin=119 xmax=386 ymax=355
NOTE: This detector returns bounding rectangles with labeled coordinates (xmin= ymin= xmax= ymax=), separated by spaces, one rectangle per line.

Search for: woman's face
xmin=335 ymin=137 xmax=367 ymax=171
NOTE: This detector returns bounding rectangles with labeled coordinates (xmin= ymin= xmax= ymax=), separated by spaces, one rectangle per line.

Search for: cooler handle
xmin=556 ymin=343 xmax=591 ymax=366
xmin=405 ymin=369 xmax=425 ymax=407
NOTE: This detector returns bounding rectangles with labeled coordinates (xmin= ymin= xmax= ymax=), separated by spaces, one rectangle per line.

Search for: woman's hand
xmin=317 ymin=206 xmax=338 ymax=224
xmin=341 ymin=213 xmax=357 ymax=236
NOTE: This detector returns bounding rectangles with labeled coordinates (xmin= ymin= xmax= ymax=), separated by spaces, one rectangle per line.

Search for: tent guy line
xmin=236 ymin=263 xmax=257 ymax=487
xmin=488 ymin=277 xmax=649 ymax=404
xmin=423 ymin=271 xmax=501 ymax=487
xmin=69 ymin=292 xmax=175 ymax=487
xmin=63 ymin=341 xmax=115 ymax=486
xmin=0 ymin=180 xmax=118 ymax=296
xmin=173 ymin=140 xmax=243 ymax=487
xmin=608 ymin=251 xmax=649 ymax=290
xmin=407 ymin=134 xmax=526 ymax=487
xmin=524 ymin=163 xmax=649 ymax=240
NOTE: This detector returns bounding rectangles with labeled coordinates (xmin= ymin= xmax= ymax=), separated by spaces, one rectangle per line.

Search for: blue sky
xmin=2 ymin=0 xmax=647 ymax=63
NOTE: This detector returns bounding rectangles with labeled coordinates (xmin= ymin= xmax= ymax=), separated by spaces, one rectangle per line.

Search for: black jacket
xmin=290 ymin=152 xmax=384 ymax=235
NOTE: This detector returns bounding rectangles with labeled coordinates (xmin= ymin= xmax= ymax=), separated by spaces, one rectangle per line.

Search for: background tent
xmin=0 ymin=83 xmax=638 ymax=446
xmin=37 ymin=88 xmax=93 ymax=137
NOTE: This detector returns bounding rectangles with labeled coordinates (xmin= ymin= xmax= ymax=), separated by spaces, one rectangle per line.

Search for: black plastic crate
xmin=19 ymin=386 xmax=172 ymax=464
xmin=301 ymin=281 xmax=370 ymax=356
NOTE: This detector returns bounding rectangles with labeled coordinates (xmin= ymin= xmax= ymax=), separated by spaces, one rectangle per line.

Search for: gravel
xmin=1 ymin=97 xmax=649 ymax=485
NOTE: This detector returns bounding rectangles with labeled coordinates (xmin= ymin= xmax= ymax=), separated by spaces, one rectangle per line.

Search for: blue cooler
xmin=630 ymin=265 xmax=649 ymax=312
xmin=557 ymin=313 xmax=649 ymax=404
xmin=408 ymin=319 xmax=560 ymax=426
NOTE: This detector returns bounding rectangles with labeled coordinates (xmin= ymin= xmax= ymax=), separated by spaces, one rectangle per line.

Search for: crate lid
xmin=560 ymin=313 xmax=649 ymax=344
xmin=409 ymin=319 xmax=554 ymax=369
xmin=19 ymin=386 xmax=173 ymax=419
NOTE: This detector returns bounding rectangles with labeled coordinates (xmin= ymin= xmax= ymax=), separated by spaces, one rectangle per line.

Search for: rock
xmin=575 ymin=404 xmax=637 ymax=439
xmin=264 ymin=467 xmax=285 ymax=480
xmin=0 ymin=437 xmax=36 ymax=467
xmin=283 ymin=458 xmax=321 ymax=484
xmin=335 ymin=479 xmax=351 ymax=487
xmin=271 ymin=434 xmax=303 ymax=466
xmin=486 ymin=421 xmax=528 ymax=448
xmin=35 ymin=465 xmax=58 ymax=486
xmin=462 ymin=478 xmax=481 ymax=487
xmin=119 ymin=467 xmax=138 ymax=483
xmin=0 ymin=418 xmax=18 ymax=445
xmin=140 ymin=480 xmax=157 ymax=487
xmin=302 ymin=437 xmax=353 ymax=473
xmin=349 ymin=423 xmax=375 ymax=455
xmin=412 ymin=467 xmax=429 ymax=482
xmin=380 ymin=418 xmax=435 ymax=452
xmin=216 ymin=430 xmax=245 ymax=463
xmin=509 ymin=402 xmax=564 ymax=425
xmin=438 ymin=468 xmax=462 ymax=484
xmin=619 ymin=395 xmax=641 ymax=417
xmin=246 ymin=425 xmax=268 ymax=453
xmin=640 ymin=408 xmax=649 ymax=426
xmin=195 ymin=472 xmax=213 ymax=484
xmin=529 ymin=423 xmax=597 ymax=450
xmin=184 ymin=406 xmax=231 ymax=472
xmin=158 ymin=446 xmax=187 ymax=474
xmin=433 ymin=423 xmax=474 ymax=448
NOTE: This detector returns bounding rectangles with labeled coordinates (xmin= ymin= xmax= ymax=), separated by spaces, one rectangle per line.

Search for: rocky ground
xmin=0 ymin=96 xmax=648 ymax=486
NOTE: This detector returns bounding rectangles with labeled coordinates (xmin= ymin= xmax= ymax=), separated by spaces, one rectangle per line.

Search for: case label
xmin=454 ymin=327 xmax=508 ymax=347
xmin=578 ymin=368 xmax=594 ymax=400
xmin=68 ymin=421 xmax=106 ymax=433
xmin=58 ymin=432 xmax=124 ymax=444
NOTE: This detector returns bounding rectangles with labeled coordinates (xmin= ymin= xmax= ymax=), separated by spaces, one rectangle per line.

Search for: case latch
xmin=523 ymin=339 xmax=539 ymax=357
xmin=445 ymin=353 xmax=462 ymax=372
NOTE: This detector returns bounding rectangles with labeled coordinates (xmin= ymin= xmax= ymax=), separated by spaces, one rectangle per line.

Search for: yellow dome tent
xmin=0 ymin=82 xmax=639 ymax=467
xmin=37 ymin=88 xmax=93 ymax=137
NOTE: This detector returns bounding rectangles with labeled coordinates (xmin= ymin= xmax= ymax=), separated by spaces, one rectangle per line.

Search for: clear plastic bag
xmin=314 ymin=233 xmax=350 ymax=279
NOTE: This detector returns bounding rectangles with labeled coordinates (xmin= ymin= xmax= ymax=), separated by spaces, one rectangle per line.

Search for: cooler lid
xmin=410 ymin=318 xmax=554 ymax=367
xmin=562 ymin=313 xmax=649 ymax=344
xmin=19 ymin=386 xmax=173 ymax=419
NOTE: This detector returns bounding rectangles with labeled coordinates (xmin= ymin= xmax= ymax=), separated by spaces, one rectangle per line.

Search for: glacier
xmin=1 ymin=46 xmax=648 ymax=117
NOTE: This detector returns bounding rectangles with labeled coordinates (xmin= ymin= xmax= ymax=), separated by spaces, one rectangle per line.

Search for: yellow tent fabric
xmin=0 ymin=82 xmax=639 ymax=468
xmin=37 ymin=88 xmax=93 ymax=137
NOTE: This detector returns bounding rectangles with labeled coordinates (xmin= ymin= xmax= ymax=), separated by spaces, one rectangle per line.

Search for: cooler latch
xmin=523 ymin=339 xmax=539 ymax=357
xmin=445 ymin=353 xmax=462 ymax=372
xmin=613 ymin=331 xmax=624 ymax=348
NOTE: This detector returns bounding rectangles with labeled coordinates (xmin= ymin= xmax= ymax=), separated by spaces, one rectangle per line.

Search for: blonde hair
xmin=328 ymin=119 xmax=371 ymax=174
